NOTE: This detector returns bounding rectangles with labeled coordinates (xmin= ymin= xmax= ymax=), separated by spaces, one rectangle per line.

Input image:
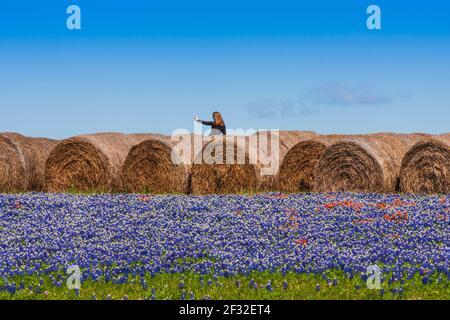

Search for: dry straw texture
xmin=254 ymin=131 xmax=318 ymax=191
xmin=278 ymin=135 xmax=348 ymax=192
xmin=190 ymin=131 xmax=317 ymax=195
xmin=120 ymin=134 xmax=195 ymax=194
xmin=399 ymin=133 xmax=450 ymax=194
xmin=190 ymin=135 xmax=257 ymax=195
xmin=45 ymin=133 xmax=161 ymax=193
xmin=314 ymin=133 xmax=430 ymax=193
xmin=0 ymin=132 xmax=58 ymax=192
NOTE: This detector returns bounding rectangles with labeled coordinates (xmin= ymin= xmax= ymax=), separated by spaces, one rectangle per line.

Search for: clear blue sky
xmin=0 ymin=0 xmax=449 ymax=139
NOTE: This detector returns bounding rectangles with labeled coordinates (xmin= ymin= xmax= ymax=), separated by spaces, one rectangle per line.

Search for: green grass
xmin=1 ymin=271 xmax=448 ymax=300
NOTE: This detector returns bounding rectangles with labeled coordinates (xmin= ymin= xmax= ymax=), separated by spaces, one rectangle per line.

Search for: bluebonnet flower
xmin=0 ymin=192 xmax=446 ymax=297
xmin=8 ymin=283 xmax=16 ymax=294
xmin=333 ymin=278 xmax=338 ymax=287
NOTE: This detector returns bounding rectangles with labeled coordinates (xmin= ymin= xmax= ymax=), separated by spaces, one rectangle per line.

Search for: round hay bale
xmin=0 ymin=133 xmax=28 ymax=192
xmin=45 ymin=133 xmax=160 ymax=193
xmin=278 ymin=135 xmax=348 ymax=192
xmin=0 ymin=132 xmax=58 ymax=192
xmin=190 ymin=135 xmax=258 ymax=195
xmin=314 ymin=133 xmax=430 ymax=193
xmin=399 ymin=134 xmax=450 ymax=194
xmin=253 ymin=130 xmax=318 ymax=191
xmin=120 ymin=134 xmax=194 ymax=194
xmin=189 ymin=131 xmax=317 ymax=194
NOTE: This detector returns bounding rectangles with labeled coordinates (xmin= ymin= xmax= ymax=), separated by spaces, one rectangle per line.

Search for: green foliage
xmin=1 ymin=271 xmax=448 ymax=300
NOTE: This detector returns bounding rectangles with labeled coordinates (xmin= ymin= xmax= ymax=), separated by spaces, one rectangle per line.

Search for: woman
xmin=195 ymin=111 xmax=226 ymax=135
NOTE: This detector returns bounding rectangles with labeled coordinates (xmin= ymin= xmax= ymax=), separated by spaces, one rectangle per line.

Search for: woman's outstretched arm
xmin=200 ymin=120 xmax=214 ymax=126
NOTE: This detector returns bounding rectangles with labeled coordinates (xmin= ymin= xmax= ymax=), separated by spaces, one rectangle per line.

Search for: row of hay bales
xmin=1 ymin=131 xmax=449 ymax=194
xmin=278 ymin=133 xmax=450 ymax=194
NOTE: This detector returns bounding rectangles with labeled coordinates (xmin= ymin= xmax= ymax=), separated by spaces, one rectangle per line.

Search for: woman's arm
xmin=199 ymin=120 xmax=215 ymax=126
xmin=194 ymin=116 xmax=214 ymax=126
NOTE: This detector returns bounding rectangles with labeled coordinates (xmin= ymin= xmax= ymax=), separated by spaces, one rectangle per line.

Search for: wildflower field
xmin=0 ymin=192 xmax=448 ymax=300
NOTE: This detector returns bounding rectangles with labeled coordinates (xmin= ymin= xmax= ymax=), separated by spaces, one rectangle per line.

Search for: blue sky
xmin=0 ymin=0 xmax=449 ymax=139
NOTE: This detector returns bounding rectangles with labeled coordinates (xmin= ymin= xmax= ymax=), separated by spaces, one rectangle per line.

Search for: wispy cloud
xmin=246 ymin=83 xmax=391 ymax=118
xmin=303 ymin=83 xmax=390 ymax=106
